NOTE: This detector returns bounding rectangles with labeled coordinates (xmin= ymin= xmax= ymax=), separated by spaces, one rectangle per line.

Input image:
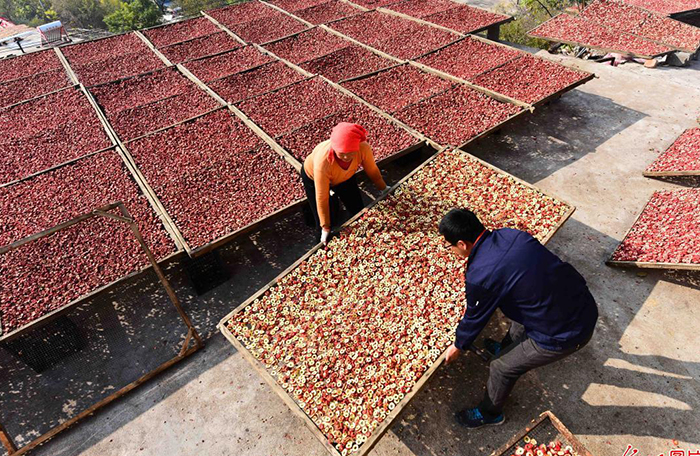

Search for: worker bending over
xmin=302 ymin=122 xmax=388 ymax=245
xmin=440 ymin=208 xmax=598 ymax=428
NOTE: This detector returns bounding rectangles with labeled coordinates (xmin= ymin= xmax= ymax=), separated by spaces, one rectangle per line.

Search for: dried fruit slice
xmin=293 ymin=1 xmax=361 ymax=24
xmin=144 ymin=16 xmax=221 ymax=47
xmin=342 ymin=64 xmax=453 ymax=113
xmin=184 ymin=46 xmax=273 ymax=82
xmin=611 ymin=189 xmax=700 ymax=265
xmin=416 ymin=37 xmax=520 ymax=80
xmin=223 ymin=148 xmax=572 ymax=455
xmin=469 ymin=55 xmax=591 ymax=105
xmin=645 ymin=128 xmax=700 ymax=174
xmin=263 ymin=27 xmax=348 ymax=64
xmin=299 ymin=44 xmax=393 ymax=82
xmin=236 ymin=77 xmax=355 ymax=137
xmin=0 ymin=150 xmax=176 ymax=333
xmin=208 ymin=61 xmax=306 ymax=103
xmin=0 ymin=69 xmax=72 ymax=109
xmin=529 ymin=13 xmax=673 ymax=58
xmin=422 ymin=5 xmax=510 ymax=33
xmin=393 ymin=85 xmax=522 ymax=146
xmin=0 ymin=50 xmax=63 ymax=83
xmin=159 ymin=32 xmax=241 ymax=64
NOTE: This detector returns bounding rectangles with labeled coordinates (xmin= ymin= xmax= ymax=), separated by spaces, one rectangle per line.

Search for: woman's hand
xmin=321 ymin=228 xmax=331 ymax=245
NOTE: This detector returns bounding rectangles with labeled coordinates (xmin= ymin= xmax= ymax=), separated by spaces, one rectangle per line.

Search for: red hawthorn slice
xmin=385 ymin=0 xmax=455 ymax=18
xmin=421 ymin=5 xmax=510 ymax=34
xmin=293 ymin=1 xmax=361 ymax=24
xmin=144 ymin=16 xmax=221 ymax=47
xmin=265 ymin=0 xmax=327 ymax=11
xmin=529 ymin=13 xmax=673 ymax=58
xmin=0 ymin=88 xmax=101 ymax=141
xmin=150 ymin=143 xmax=305 ymax=248
xmin=393 ymin=85 xmax=522 ymax=146
xmin=263 ymin=28 xmax=348 ymax=64
xmin=222 ymin=148 xmax=571 ymax=454
xmin=371 ymin=22 xmax=458 ymax=59
xmin=645 ymin=128 xmax=700 ymax=174
xmin=184 ymin=46 xmax=273 ymax=82
xmin=61 ymin=33 xmax=146 ymax=66
xmin=206 ymin=1 xmax=279 ymax=27
xmin=611 ymin=189 xmax=700 ymax=264
xmin=579 ymin=0 xmax=700 ymax=52
xmin=91 ymin=67 xmax=193 ymax=113
xmin=125 ymin=109 xmax=262 ymax=186
xmin=0 ymin=69 xmax=72 ymax=109
xmin=342 ymin=64 xmax=453 ymax=113
xmin=71 ymin=51 xmax=166 ymax=87
xmin=416 ymin=37 xmax=520 ymax=80
xmin=208 ymin=61 xmax=306 ymax=104
xmin=229 ymin=12 xmax=308 ymax=44
xmin=470 ymin=55 xmax=591 ymax=105
xmin=329 ymin=11 xmax=411 ymax=46
xmin=236 ymin=77 xmax=355 ymax=137
xmin=0 ymin=50 xmax=63 ymax=83
xmin=0 ymin=150 xmax=176 ymax=333
xmin=277 ymin=103 xmax=418 ymax=162
xmin=299 ymin=45 xmax=393 ymax=82
xmin=0 ymin=118 xmax=112 ymax=185
xmin=620 ymin=0 xmax=700 ymax=15
xmin=158 ymin=32 xmax=241 ymax=64
xmin=108 ymin=86 xmax=219 ymax=141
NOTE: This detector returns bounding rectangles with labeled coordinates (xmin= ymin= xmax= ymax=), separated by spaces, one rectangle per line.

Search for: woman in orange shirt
xmin=301 ymin=122 xmax=388 ymax=245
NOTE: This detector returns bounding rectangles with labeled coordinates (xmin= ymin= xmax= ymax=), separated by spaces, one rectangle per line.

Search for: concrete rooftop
xmin=3 ymin=31 xmax=700 ymax=456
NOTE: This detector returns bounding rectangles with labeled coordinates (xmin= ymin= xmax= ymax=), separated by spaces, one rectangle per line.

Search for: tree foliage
xmin=174 ymin=0 xmax=235 ymax=20
xmin=103 ymin=0 xmax=161 ymax=31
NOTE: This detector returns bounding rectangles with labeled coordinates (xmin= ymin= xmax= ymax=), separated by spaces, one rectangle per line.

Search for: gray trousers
xmin=479 ymin=322 xmax=592 ymax=418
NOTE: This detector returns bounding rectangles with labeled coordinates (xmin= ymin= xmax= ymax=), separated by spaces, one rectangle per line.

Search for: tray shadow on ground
xmin=463 ymin=89 xmax=648 ymax=184
xmin=385 ymin=218 xmax=700 ymax=456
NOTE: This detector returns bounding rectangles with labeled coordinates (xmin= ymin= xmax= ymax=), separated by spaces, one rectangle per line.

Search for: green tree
xmin=103 ymin=0 xmax=161 ymax=31
xmin=52 ymin=0 xmax=107 ymax=27
xmin=175 ymin=0 xmax=235 ymax=19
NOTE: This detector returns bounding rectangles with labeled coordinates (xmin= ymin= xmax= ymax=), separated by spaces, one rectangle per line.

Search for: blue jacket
xmin=455 ymin=228 xmax=598 ymax=352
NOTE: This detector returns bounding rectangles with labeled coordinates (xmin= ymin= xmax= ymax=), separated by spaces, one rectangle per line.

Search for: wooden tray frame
xmin=490 ymin=411 xmax=594 ymax=456
xmin=0 ymin=202 xmax=202 ymax=456
xmin=605 ymin=193 xmax=700 ymax=271
xmin=527 ymin=14 xmax=676 ymax=60
xmin=217 ymin=146 xmax=575 ymax=456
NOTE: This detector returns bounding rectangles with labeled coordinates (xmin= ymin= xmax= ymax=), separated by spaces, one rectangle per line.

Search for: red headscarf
xmin=328 ymin=122 xmax=367 ymax=163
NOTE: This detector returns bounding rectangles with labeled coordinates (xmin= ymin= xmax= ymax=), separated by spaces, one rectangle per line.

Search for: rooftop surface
xmin=14 ymin=45 xmax=699 ymax=456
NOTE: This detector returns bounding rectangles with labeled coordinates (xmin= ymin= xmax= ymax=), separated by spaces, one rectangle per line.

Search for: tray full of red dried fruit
xmin=218 ymin=148 xmax=574 ymax=456
xmin=607 ymin=188 xmax=700 ymax=270
xmin=490 ymin=411 xmax=593 ymax=456
xmin=644 ymin=128 xmax=700 ymax=177
xmin=528 ymin=13 xmax=674 ymax=59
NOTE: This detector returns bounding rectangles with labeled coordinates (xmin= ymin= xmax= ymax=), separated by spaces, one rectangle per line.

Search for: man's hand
xmin=321 ymin=229 xmax=331 ymax=245
xmin=445 ymin=344 xmax=462 ymax=364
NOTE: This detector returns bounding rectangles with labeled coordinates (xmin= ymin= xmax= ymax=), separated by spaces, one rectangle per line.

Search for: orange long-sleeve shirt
xmin=303 ymin=139 xmax=386 ymax=230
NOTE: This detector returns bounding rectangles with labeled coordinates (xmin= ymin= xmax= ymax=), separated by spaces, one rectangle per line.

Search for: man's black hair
xmin=439 ymin=208 xmax=485 ymax=245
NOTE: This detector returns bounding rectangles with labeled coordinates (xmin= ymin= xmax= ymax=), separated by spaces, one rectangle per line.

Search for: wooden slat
xmin=409 ymin=60 xmax=534 ymax=111
xmin=134 ymin=30 xmax=174 ymax=66
xmin=176 ymin=63 xmax=229 ymax=106
xmin=319 ymin=24 xmax=406 ymax=64
xmin=201 ymin=11 xmax=248 ymax=44
xmin=643 ymin=169 xmax=700 ymax=177
xmin=218 ymin=147 xmax=574 ymax=456
xmin=259 ymin=0 xmax=315 ymax=27
xmin=54 ymin=47 xmax=79 ymax=85
xmin=80 ymin=83 xmax=189 ymax=251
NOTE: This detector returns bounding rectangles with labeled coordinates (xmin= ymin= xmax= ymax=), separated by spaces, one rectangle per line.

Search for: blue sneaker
xmin=455 ymin=407 xmax=505 ymax=428
xmin=483 ymin=338 xmax=503 ymax=358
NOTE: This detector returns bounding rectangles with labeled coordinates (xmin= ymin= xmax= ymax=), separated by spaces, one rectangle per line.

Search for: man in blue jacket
xmin=439 ymin=208 xmax=598 ymax=428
